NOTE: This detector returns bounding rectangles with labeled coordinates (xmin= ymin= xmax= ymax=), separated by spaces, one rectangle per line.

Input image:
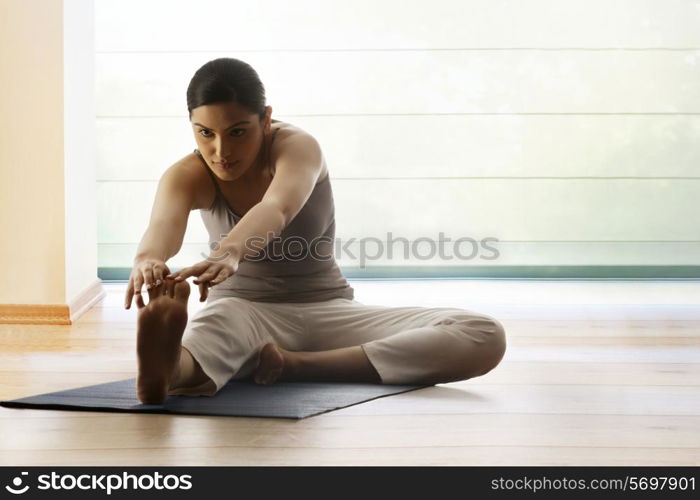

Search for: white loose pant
xmin=178 ymin=296 xmax=507 ymax=396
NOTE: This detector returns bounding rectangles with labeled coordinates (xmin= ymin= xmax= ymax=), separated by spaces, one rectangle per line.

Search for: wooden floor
xmin=1 ymin=280 xmax=699 ymax=466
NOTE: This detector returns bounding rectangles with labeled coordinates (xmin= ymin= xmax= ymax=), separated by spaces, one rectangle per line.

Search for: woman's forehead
xmin=191 ymin=102 xmax=257 ymax=125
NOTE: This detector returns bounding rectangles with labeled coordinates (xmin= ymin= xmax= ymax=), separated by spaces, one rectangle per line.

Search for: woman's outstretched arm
xmin=168 ymin=133 xmax=325 ymax=289
xmin=205 ymin=133 xmax=324 ymax=265
xmin=125 ymin=165 xmax=197 ymax=308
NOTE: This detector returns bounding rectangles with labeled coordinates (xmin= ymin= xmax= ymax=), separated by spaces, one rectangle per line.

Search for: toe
xmin=146 ymin=282 xmax=160 ymax=303
xmin=173 ymin=279 xmax=191 ymax=302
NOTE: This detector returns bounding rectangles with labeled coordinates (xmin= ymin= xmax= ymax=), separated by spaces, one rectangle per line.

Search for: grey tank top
xmin=194 ymin=133 xmax=355 ymax=303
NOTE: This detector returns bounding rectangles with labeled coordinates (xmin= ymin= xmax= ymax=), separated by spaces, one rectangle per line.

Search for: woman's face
xmin=190 ymin=101 xmax=272 ymax=182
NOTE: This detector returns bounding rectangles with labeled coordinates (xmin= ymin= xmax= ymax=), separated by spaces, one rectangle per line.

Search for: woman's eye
xmin=198 ymin=129 xmax=245 ymax=138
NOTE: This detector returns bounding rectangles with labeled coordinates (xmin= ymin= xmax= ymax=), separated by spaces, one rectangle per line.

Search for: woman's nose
xmin=214 ymin=140 xmax=231 ymax=160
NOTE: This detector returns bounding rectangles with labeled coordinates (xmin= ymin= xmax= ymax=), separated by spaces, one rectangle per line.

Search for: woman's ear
xmin=265 ymin=106 xmax=273 ymax=131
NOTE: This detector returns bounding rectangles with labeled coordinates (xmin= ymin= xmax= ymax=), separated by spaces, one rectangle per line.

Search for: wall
xmin=64 ymin=0 xmax=98 ymax=301
xmin=0 ymin=0 xmax=100 ymax=320
xmin=0 ymin=0 xmax=66 ymax=303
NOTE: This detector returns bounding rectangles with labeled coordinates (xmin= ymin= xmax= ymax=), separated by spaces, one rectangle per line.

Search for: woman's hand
xmin=166 ymin=255 xmax=239 ymax=302
xmin=125 ymin=258 xmax=171 ymax=309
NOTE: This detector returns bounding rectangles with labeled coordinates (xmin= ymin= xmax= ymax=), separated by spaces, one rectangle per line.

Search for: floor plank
xmin=1 ymin=446 xmax=697 ymax=466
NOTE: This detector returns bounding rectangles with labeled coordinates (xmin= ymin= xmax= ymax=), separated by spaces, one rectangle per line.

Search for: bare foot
xmin=135 ymin=278 xmax=191 ymax=404
xmin=253 ymin=343 xmax=294 ymax=385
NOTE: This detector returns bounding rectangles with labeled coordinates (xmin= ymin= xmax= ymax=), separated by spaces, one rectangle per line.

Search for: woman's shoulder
xmin=269 ymin=121 xmax=330 ymax=180
xmin=165 ymin=152 xmax=216 ymax=211
xmin=270 ymin=120 xmax=316 ymax=155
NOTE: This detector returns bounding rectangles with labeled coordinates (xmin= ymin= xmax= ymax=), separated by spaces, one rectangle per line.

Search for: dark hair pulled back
xmin=186 ymin=57 xmax=267 ymax=120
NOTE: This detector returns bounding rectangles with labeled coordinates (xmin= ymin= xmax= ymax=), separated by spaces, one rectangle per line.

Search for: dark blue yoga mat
xmin=0 ymin=378 xmax=430 ymax=419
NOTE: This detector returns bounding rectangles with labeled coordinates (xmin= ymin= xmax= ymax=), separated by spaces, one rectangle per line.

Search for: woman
xmin=124 ymin=57 xmax=506 ymax=405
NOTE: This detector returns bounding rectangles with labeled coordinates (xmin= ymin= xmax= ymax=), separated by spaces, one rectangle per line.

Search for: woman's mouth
xmin=215 ymin=161 xmax=239 ymax=170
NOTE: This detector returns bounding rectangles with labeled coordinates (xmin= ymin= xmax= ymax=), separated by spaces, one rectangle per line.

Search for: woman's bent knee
xmin=451 ymin=314 xmax=507 ymax=380
xmin=475 ymin=317 xmax=507 ymax=376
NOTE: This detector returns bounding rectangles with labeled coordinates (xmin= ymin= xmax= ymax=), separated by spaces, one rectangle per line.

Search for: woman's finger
xmin=210 ymin=269 xmax=229 ymax=285
xmin=153 ymin=264 xmax=167 ymax=286
xmin=198 ymin=280 xmax=209 ymax=302
xmin=193 ymin=271 xmax=218 ymax=285
xmin=124 ymin=279 xmax=134 ymax=309
xmin=135 ymin=293 xmax=146 ymax=309
xmin=172 ymin=266 xmax=195 ymax=281
xmin=133 ymin=274 xmax=144 ymax=297
xmin=143 ymin=267 xmax=155 ymax=289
